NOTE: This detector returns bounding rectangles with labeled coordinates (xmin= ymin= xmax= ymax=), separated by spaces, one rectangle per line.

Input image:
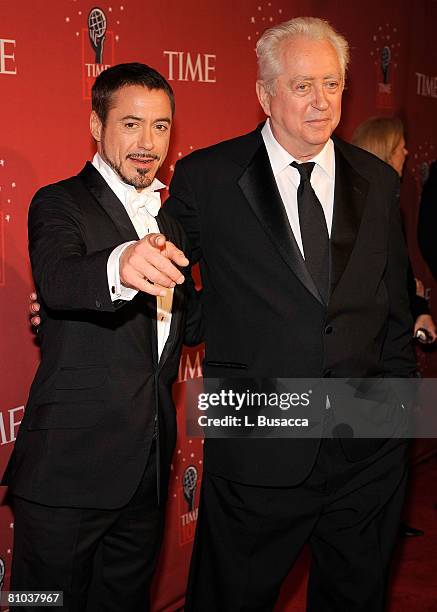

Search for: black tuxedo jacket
xmin=2 ymin=162 xmax=202 ymax=508
xmin=165 ymin=126 xmax=416 ymax=487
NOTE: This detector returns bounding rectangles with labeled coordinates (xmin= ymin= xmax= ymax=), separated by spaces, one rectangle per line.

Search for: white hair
xmin=256 ymin=17 xmax=350 ymax=94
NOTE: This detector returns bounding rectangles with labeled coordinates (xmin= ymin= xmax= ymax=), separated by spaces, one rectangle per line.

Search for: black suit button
xmin=95 ymin=299 xmax=102 ymax=308
xmin=325 ymin=325 xmax=333 ymax=335
xmin=323 ymin=369 xmax=332 ymax=378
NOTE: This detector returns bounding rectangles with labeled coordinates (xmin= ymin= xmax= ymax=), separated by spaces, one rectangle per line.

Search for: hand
xmin=29 ymin=292 xmax=41 ymax=327
xmin=119 ymin=233 xmax=189 ymax=296
xmin=414 ymin=314 xmax=437 ymax=343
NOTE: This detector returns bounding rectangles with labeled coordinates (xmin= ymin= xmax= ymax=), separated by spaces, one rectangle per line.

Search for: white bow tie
xmin=128 ymin=189 xmax=161 ymax=218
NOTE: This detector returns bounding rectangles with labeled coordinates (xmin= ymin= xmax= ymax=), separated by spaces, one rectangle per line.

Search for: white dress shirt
xmin=261 ymin=119 xmax=335 ymax=257
xmin=92 ymin=153 xmax=173 ymax=360
xmin=262 ymin=121 xmax=336 ymax=410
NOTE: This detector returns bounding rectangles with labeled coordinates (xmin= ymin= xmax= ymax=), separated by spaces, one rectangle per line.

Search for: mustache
xmin=127 ymin=152 xmax=160 ymax=161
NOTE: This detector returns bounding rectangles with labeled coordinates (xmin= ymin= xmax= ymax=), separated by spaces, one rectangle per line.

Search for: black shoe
xmin=399 ymin=523 xmax=424 ymax=537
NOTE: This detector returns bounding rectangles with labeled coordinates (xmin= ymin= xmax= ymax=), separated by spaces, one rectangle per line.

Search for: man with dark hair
xmin=92 ymin=62 xmax=176 ymax=126
xmin=2 ymin=63 xmax=201 ymax=611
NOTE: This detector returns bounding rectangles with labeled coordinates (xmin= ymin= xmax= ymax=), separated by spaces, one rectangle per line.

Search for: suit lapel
xmin=330 ymin=144 xmax=369 ymax=294
xmin=238 ymin=143 xmax=322 ymax=304
xmin=79 ymin=162 xmax=139 ymax=242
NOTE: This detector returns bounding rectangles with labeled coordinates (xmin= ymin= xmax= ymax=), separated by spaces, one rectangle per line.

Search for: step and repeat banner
xmin=1 ymin=0 xmax=436 ymax=608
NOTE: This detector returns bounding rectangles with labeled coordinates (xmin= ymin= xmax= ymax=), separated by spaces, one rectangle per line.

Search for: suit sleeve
xmin=165 ymin=159 xmax=203 ymax=264
xmin=165 ymin=159 xmax=204 ymax=345
xmin=29 ymin=184 xmax=116 ymax=312
xmin=382 ymin=176 xmax=416 ymax=376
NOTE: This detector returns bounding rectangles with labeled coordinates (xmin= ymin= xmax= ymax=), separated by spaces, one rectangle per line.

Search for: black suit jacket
xmin=2 ymin=162 xmax=202 ymax=508
xmin=165 ymin=126 xmax=416 ymax=487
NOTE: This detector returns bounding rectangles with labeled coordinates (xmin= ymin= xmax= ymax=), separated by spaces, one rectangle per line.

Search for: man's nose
xmin=312 ymin=85 xmax=329 ymax=111
xmin=138 ymin=127 xmax=154 ymax=150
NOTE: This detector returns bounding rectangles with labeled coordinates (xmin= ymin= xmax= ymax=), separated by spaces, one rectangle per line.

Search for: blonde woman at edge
xmin=353 ymin=116 xmax=436 ymax=540
xmin=352 ymin=116 xmax=436 ymax=344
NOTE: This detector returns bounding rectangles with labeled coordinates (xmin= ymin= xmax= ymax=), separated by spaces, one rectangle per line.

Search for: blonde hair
xmin=256 ymin=17 xmax=350 ymax=94
xmin=352 ymin=116 xmax=404 ymax=164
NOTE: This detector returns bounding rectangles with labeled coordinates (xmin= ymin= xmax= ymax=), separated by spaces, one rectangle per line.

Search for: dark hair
xmin=91 ymin=62 xmax=175 ymax=124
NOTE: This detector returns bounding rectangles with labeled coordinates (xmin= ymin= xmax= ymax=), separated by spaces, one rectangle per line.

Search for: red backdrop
xmin=1 ymin=1 xmax=437 ymax=609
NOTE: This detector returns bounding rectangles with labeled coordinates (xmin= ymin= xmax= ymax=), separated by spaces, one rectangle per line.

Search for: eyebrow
xmin=291 ymin=74 xmax=342 ymax=81
xmin=120 ymin=115 xmax=172 ymax=123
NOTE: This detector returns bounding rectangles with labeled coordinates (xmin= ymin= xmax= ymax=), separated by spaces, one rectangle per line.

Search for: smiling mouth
xmin=127 ymin=154 xmax=160 ymax=164
xmin=129 ymin=158 xmax=155 ymax=168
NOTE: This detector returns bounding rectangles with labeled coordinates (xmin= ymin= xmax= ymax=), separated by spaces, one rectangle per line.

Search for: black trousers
xmin=10 ymin=442 xmax=163 ymax=612
xmin=185 ymin=439 xmax=408 ymax=612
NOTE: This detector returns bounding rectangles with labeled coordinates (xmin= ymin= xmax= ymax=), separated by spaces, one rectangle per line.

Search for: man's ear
xmin=256 ymin=81 xmax=272 ymax=116
xmin=90 ymin=111 xmax=103 ymax=142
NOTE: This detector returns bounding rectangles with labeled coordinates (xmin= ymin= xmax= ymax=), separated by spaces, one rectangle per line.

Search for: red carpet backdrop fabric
xmin=1 ymin=0 xmax=436 ymax=608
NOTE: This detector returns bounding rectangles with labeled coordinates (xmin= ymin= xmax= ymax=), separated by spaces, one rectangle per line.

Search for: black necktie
xmin=291 ymin=161 xmax=330 ymax=303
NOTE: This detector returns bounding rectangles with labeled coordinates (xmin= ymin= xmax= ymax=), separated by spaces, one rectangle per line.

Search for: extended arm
xmin=29 ymin=184 xmax=188 ymax=312
xmin=29 ymin=185 xmax=115 ymax=312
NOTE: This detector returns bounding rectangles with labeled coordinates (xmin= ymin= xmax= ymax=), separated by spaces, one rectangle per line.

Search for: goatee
xmin=102 ymin=150 xmax=155 ymax=189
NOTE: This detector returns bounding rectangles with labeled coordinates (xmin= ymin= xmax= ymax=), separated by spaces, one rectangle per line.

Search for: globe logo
xmin=183 ymin=465 xmax=198 ymax=512
xmin=380 ymin=45 xmax=391 ymax=85
xmin=88 ymin=7 xmax=107 ymax=64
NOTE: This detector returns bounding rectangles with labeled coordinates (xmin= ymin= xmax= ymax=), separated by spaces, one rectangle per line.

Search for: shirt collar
xmin=92 ymin=153 xmax=166 ymax=207
xmin=261 ymin=119 xmax=335 ymax=180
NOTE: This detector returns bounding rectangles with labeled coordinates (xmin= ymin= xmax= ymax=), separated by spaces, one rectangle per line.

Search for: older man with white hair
xmin=165 ymin=16 xmax=415 ymax=611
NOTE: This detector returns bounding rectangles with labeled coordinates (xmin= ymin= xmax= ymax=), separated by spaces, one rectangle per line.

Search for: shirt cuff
xmin=107 ymin=241 xmax=139 ymax=302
